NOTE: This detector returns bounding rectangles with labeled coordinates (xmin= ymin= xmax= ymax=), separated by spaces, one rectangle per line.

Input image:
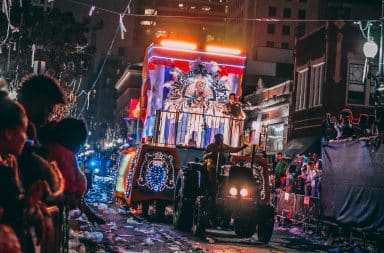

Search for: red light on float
xmin=160 ymin=40 xmax=197 ymax=50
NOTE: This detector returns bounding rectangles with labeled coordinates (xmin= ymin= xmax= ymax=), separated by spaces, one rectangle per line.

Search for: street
xmin=68 ymin=176 xmax=327 ymax=253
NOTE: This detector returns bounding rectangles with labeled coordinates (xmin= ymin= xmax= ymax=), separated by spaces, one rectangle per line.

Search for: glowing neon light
xmin=115 ymin=152 xmax=134 ymax=193
xmin=149 ymin=46 xmax=246 ymax=60
xmin=147 ymin=55 xmax=246 ymax=69
xmin=206 ymin=45 xmax=241 ymax=55
xmin=160 ymin=40 xmax=197 ymax=50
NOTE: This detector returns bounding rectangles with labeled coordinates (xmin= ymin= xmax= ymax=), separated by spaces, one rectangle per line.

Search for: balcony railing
xmin=154 ymin=110 xmax=244 ymax=149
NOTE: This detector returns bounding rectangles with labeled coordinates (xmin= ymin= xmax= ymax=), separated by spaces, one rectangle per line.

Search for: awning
xmin=284 ymin=136 xmax=321 ymax=158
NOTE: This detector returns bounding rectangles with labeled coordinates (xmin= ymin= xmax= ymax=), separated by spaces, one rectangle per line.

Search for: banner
xmin=321 ymin=139 xmax=384 ymax=232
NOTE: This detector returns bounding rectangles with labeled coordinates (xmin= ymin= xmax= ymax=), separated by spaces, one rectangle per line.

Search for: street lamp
xmin=363 ymin=40 xmax=379 ymax=59
xmin=358 ymin=1 xmax=384 ymax=123
xmin=362 ymin=34 xmax=384 ymax=119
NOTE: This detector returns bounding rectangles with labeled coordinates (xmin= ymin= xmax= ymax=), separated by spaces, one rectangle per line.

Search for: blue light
xmin=88 ymin=157 xmax=100 ymax=169
xmin=145 ymin=163 xmax=167 ymax=192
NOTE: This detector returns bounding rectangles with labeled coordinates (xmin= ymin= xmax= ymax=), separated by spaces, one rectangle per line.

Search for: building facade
xmin=227 ymin=0 xmax=321 ymax=95
xmin=228 ymin=0 xmax=321 ymax=55
xmin=245 ymin=80 xmax=292 ymax=154
xmin=129 ymin=0 xmax=230 ymax=56
xmin=289 ymin=22 xmax=375 ymax=142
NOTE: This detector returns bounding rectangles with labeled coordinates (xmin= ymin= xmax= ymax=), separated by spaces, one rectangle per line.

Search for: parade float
xmin=114 ymin=40 xmax=254 ymax=216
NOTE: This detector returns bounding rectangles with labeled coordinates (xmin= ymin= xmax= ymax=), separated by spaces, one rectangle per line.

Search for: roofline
xmin=297 ymin=24 xmax=326 ymax=41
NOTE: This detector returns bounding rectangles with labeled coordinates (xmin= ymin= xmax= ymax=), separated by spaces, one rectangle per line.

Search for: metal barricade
xmin=44 ymin=205 xmax=66 ymax=253
xmin=275 ymin=192 xmax=321 ymax=229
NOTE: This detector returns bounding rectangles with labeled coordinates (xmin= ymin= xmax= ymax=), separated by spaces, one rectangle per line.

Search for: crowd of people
xmin=0 ymin=74 xmax=103 ymax=252
xmin=272 ymin=152 xmax=322 ymax=198
xmin=271 ymin=107 xmax=383 ymax=199
xmin=322 ymin=108 xmax=380 ymax=141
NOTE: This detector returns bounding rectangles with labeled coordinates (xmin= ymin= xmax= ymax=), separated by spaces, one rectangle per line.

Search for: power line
xmin=65 ymin=0 xmax=381 ymax=23
xmin=76 ymin=0 xmax=132 ymax=117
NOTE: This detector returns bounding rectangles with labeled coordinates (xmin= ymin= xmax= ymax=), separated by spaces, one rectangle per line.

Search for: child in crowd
xmin=40 ymin=118 xmax=105 ymax=224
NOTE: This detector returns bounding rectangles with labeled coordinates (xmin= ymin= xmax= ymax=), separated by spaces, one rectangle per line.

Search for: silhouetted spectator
xmin=41 ymin=118 xmax=105 ymax=225
xmin=40 ymin=118 xmax=87 ymax=205
xmin=0 ymin=91 xmax=27 ymax=250
xmin=16 ymin=74 xmax=66 ymax=250
xmin=0 ymin=225 xmax=22 ymax=253
xmin=322 ymin=113 xmax=336 ymax=141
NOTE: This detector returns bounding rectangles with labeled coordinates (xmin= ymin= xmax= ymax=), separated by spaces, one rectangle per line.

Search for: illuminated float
xmin=114 ymin=40 xmax=249 ymax=216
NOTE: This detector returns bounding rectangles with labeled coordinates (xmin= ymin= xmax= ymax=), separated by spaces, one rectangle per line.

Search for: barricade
xmin=275 ymin=192 xmax=321 ymax=229
xmin=44 ymin=205 xmax=66 ymax=253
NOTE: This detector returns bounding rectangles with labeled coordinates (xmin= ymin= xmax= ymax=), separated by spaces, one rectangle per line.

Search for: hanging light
xmin=363 ymin=39 xmax=378 ymax=58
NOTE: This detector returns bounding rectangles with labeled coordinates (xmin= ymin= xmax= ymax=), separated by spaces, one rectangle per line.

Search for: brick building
xmin=287 ymin=21 xmax=375 ymax=156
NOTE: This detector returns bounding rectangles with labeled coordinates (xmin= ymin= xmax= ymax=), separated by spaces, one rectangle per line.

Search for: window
xmin=266 ymin=41 xmax=274 ymax=48
xmin=297 ymin=22 xmax=306 ymax=36
xmin=308 ymin=63 xmax=324 ymax=107
xmin=298 ymin=9 xmax=306 ymax=19
xmin=140 ymin=20 xmax=155 ymax=26
xmin=346 ymin=63 xmax=375 ymax=105
xmin=267 ymin=24 xmax=275 ymax=34
xmin=281 ymin=42 xmax=289 ymax=49
xmin=268 ymin=6 xmax=277 ymax=17
xmin=282 ymin=25 xmax=290 ymax=35
xmin=283 ymin=8 xmax=291 ymax=18
xmin=267 ymin=123 xmax=285 ymax=152
xmin=296 ymin=69 xmax=308 ymax=110
xmin=144 ymin=9 xmax=157 ymax=15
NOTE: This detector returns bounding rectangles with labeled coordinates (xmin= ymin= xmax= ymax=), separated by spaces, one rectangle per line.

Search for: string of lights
xmin=65 ymin=0 xmax=381 ymax=23
xmin=76 ymin=0 xmax=132 ymax=117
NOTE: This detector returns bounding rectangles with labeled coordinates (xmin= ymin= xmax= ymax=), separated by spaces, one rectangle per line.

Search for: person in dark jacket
xmin=16 ymin=74 xmax=66 ymax=250
xmin=16 ymin=74 xmax=66 ymax=200
xmin=40 ymin=118 xmax=105 ymax=225
xmin=0 ymin=91 xmax=28 ymax=251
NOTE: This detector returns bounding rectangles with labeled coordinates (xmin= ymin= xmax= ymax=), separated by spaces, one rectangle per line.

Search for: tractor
xmin=173 ymin=154 xmax=275 ymax=243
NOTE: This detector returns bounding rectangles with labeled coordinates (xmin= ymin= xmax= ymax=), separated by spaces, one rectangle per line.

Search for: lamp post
xmin=379 ymin=0 xmax=384 ymax=76
xmin=363 ymin=40 xmax=379 ymax=59
xmin=360 ymin=0 xmax=384 ymax=126
xmin=363 ymin=38 xmax=381 ymax=118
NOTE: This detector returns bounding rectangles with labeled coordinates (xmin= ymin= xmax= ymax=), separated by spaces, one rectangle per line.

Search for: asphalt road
xmin=69 ymin=176 xmax=328 ymax=253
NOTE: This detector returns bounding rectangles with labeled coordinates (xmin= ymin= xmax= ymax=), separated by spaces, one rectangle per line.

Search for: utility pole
xmin=379 ymin=0 xmax=384 ymax=76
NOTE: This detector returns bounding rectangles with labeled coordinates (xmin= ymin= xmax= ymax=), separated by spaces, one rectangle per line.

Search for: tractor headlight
xmin=229 ymin=187 xmax=238 ymax=196
xmin=240 ymin=188 xmax=249 ymax=197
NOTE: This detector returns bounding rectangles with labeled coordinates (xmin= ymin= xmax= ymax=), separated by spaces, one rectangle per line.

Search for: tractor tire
xmin=141 ymin=201 xmax=150 ymax=218
xmin=191 ymin=196 xmax=207 ymax=237
xmin=218 ymin=211 xmax=232 ymax=229
xmin=234 ymin=218 xmax=256 ymax=238
xmin=155 ymin=200 xmax=166 ymax=221
xmin=257 ymin=215 xmax=274 ymax=243
xmin=173 ymin=178 xmax=193 ymax=230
